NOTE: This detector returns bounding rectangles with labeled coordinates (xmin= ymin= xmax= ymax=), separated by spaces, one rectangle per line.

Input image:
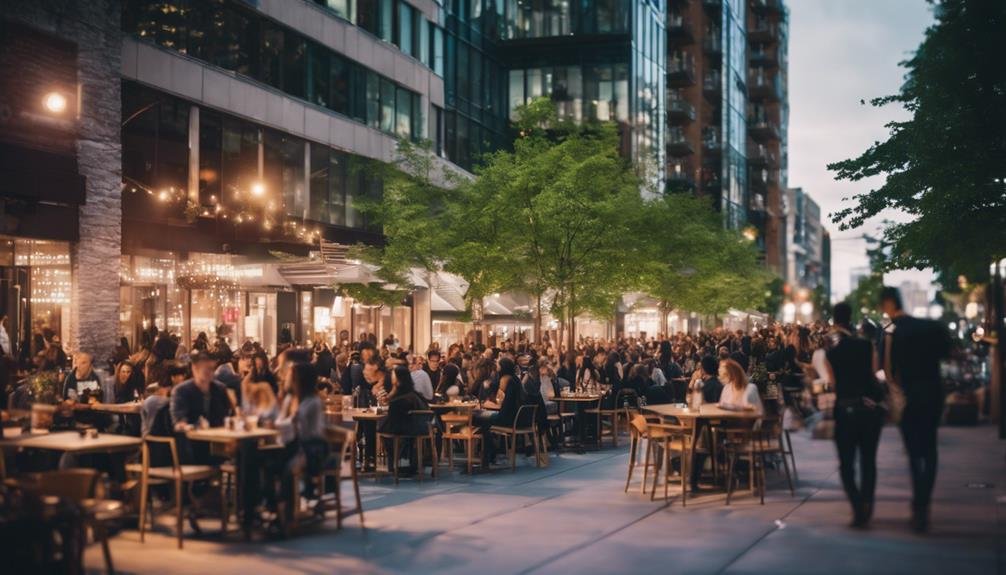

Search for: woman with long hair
xmin=474 ymin=357 xmax=523 ymax=466
xmin=718 ymin=358 xmax=763 ymax=416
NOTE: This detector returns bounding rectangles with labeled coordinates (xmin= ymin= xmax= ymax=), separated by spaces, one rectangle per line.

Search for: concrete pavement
xmin=86 ymin=423 xmax=1005 ymax=574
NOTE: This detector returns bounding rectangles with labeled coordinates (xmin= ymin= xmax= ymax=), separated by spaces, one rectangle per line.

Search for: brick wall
xmin=4 ymin=1 xmax=122 ymax=362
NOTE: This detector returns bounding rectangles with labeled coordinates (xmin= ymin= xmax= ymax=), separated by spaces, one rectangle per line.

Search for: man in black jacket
xmin=171 ymin=352 xmax=231 ymax=430
xmin=882 ymin=287 xmax=951 ymax=533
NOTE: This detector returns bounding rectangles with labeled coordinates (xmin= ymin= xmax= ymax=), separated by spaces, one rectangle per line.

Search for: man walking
xmin=881 ymin=287 xmax=951 ymax=532
xmin=823 ymin=303 xmax=885 ymax=527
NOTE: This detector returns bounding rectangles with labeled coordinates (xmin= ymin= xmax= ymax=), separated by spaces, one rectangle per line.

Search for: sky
xmin=787 ymin=0 xmax=936 ymax=301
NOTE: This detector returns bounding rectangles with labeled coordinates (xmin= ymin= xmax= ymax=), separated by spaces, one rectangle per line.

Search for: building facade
xmin=666 ymin=0 xmax=788 ymax=272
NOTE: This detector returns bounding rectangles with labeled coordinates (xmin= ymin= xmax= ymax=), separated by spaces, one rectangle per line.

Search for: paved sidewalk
xmin=87 ymin=423 xmax=1005 ymax=574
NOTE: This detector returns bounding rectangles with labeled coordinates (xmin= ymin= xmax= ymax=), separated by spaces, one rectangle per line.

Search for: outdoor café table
xmin=643 ymin=404 xmax=762 ymax=486
xmin=557 ymin=394 xmax=603 ymax=450
xmin=0 ymin=430 xmax=142 ymax=455
xmin=186 ymin=427 xmax=278 ymax=539
xmin=342 ymin=409 xmax=386 ymax=473
xmin=429 ymin=401 xmax=479 ymax=413
xmin=89 ymin=402 xmax=142 ymax=415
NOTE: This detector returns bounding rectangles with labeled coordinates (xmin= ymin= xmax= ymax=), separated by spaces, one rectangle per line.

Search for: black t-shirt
xmin=888 ymin=315 xmax=951 ymax=399
xmin=826 ymin=332 xmax=876 ymax=401
xmin=700 ymin=376 xmax=723 ymax=404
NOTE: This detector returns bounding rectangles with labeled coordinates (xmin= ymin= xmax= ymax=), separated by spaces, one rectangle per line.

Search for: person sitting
xmin=409 ymin=354 xmax=434 ymax=401
xmin=689 ymin=356 xmax=724 ymax=406
xmin=718 ymin=358 xmax=763 ymax=416
xmin=363 ymin=360 xmax=391 ymax=405
xmin=435 ymin=363 xmax=462 ymax=399
xmin=171 ymin=352 xmax=231 ymax=431
xmin=473 ymin=358 xmax=522 ymax=466
xmin=267 ymin=362 xmax=327 ymax=531
xmin=112 ymin=361 xmax=145 ymax=404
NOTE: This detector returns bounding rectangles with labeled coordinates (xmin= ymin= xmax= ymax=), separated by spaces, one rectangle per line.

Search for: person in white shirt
xmin=718 ymin=358 xmax=763 ymax=416
xmin=409 ymin=354 xmax=434 ymax=401
xmin=0 ymin=315 xmax=11 ymax=356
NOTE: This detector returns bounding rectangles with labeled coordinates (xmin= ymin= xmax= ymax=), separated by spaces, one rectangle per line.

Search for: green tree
xmin=465 ymin=99 xmax=648 ymax=348
xmin=639 ymin=192 xmax=770 ymax=333
xmin=827 ymin=0 xmax=1006 ymax=284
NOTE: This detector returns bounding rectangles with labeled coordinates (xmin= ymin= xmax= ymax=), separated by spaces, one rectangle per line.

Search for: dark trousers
xmin=900 ymin=398 xmax=942 ymax=512
xmin=834 ymin=405 xmax=883 ymax=510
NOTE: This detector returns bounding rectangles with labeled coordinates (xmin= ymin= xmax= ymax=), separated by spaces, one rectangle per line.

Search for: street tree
xmin=827 ymin=0 xmax=1006 ymax=285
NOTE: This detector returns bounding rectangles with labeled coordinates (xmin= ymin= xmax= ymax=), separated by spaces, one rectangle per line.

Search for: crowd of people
xmin=0 ymin=286 xmax=965 ymax=534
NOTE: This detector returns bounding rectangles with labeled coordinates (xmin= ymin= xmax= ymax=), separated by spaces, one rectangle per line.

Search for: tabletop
xmin=342 ymin=409 xmax=387 ymax=421
xmin=644 ymin=404 xmax=762 ymax=420
xmin=0 ymin=431 xmax=142 ymax=453
xmin=430 ymin=402 xmax=479 ymax=411
xmin=89 ymin=402 xmax=143 ymax=415
xmin=557 ymin=395 xmax=603 ymax=403
xmin=186 ymin=427 xmax=279 ymax=443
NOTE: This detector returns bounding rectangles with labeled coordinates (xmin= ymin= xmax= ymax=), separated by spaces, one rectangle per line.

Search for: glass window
xmin=398 ymin=2 xmax=413 ymax=56
xmin=432 ymin=26 xmax=444 ymax=76
xmin=330 ymin=55 xmax=350 ymax=114
xmin=264 ymin=130 xmax=306 ymax=218
xmin=198 ymin=109 xmax=222 ymax=207
xmin=308 ymin=42 xmax=330 ymax=108
xmin=261 ymin=22 xmax=285 ymax=89
xmin=508 ymin=69 xmax=523 ymax=120
xmin=379 ymin=0 xmax=394 ymax=42
xmin=357 ymin=0 xmax=379 ymax=35
xmin=411 ymin=93 xmax=424 ymax=141
xmin=416 ymin=11 xmax=429 ymax=64
xmin=283 ymin=31 xmax=307 ymax=98
xmin=351 ymin=65 xmax=369 ymax=123
xmin=328 ymin=152 xmax=347 ymax=226
xmin=380 ymin=78 xmax=395 ymax=133
xmin=433 ymin=105 xmax=444 ymax=155
xmin=366 ymin=72 xmax=381 ymax=128
xmin=221 ymin=116 xmax=260 ymax=210
xmin=122 ymin=84 xmax=158 ymax=193
xmin=320 ymin=0 xmax=354 ymax=21
xmin=457 ymin=43 xmax=470 ymax=102
xmin=395 ymin=87 xmax=412 ymax=138
xmin=309 ymin=143 xmax=330 ymax=222
xmin=345 ymin=166 xmax=362 ymax=228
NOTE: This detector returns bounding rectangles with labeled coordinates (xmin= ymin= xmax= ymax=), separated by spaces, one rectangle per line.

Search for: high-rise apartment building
xmin=666 ymin=0 xmax=788 ymax=272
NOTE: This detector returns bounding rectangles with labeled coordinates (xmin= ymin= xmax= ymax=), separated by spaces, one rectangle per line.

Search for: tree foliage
xmin=827 ymin=0 xmax=1006 ymax=284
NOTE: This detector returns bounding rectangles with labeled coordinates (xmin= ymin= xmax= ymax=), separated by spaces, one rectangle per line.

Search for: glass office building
xmin=720 ymin=0 xmax=747 ymax=229
xmin=498 ymin=0 xmax=666 ymax=188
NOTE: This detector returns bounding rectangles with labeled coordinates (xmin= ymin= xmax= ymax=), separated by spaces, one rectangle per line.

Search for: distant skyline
xmin=788 ymin=0 xmax=936 ymax=301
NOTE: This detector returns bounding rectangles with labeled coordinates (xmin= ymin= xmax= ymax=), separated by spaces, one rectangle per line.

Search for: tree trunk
xmin=534 ymin=293 xmax=543 ymax=344
xmin=659 ymin=300 xmax=670 ymax=338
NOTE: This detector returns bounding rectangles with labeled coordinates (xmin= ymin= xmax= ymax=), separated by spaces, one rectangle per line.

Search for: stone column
xmin=8 ymin=1 xmax=123 ymax=361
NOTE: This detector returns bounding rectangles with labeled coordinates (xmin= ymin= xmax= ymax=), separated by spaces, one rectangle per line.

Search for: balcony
xmin=746 ymin=143 xmax=777 ymax=167
xmin=750 ymin=0 xmax=786 ymax=15
xmin=748 ymin=72 xmax=783 ymax=102
xmin=750 ymin=167 xmax=776 ymax=190
xmin=667 ymin=55 xmax=696 ymax=88
xmin=702 ymin=126 xmax=721 ymax=154
xmin=749 ymin=46 xmax=781 ymax=68
xmin=667 ymin=161 xmax=696 ymax=191
xmin=667 ymin=128 xmax=695 ymax=157
xmin=748 ymin=22 xmax=778 ymax=43
xmin=703 ymin=35 xmax=722 ymax=58
xmin=668 ymin=14 xmax=695 ymax=43
xmin=668 ymin=97 xmax=696 ymax=124
xmin=703 ymin=71 xmax=722 ymax=101
xmin=748 ymin=118 xmax=781 ymax=141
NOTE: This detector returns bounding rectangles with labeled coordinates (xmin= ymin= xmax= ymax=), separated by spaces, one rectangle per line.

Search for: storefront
xmin=301 ymin=289 xmax=412 ymax=349
xmin=0 ymin=238 xmax=73 ymax=357
xmin=120 ymin=252 xmax=296 ymax=355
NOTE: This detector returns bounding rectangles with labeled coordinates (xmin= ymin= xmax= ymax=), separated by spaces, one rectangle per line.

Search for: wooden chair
xmin=624 ymin=411 xmax=663 ymax=493
xmin=19 ymin=468 xmax=122 ymax=575
xmin=291 ymin=426 xmax=365 ymax=531
xmin=441 ymin=411 xmax=482 ymax=475
xmin=138 ymin=435 xmax=219 ymax=549
xmin=489 ymin=404 xmax=543 ymax=471
xmin=722 ymin=418 xmax=795 ymax=505
xmin=585 ymin=390 xmax=636 ymax=448
xmin=377 ymin=410 xmax=439 ymax=484
xmin=647 ymin=421 xmax=693 ymax=505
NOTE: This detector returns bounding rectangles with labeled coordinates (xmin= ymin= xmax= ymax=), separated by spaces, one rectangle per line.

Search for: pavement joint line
xmin=712 ymin=469 xmax=839 ymax=575
xmin=518 ymin=498 xmax=672 ymax=575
